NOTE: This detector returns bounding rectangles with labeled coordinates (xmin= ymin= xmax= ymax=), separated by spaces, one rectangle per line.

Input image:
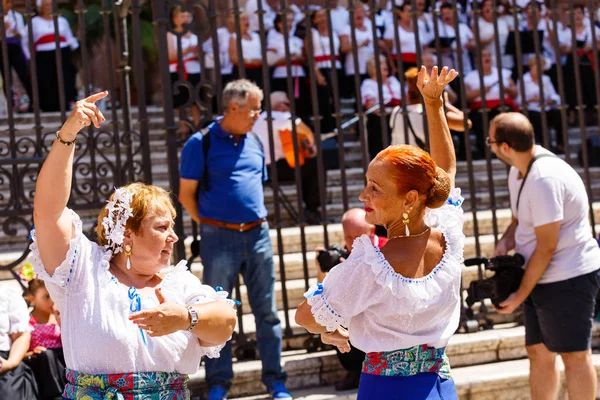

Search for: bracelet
xmin=55 ymin=130 xmax=77 ymax=146
xmin=186 ymin=306 xmax=199 ymax=331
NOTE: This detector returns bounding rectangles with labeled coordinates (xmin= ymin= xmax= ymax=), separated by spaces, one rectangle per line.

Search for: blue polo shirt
xmin=180 ymin=120 xmax=268 ymax=224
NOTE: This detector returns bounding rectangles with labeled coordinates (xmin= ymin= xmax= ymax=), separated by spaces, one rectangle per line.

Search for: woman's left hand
xmin=417 ymin=65 xmax=458 ymax=104
xmin=129 ymin=288 xmax=190 ymax=337
xmin=321 ymin=328 xmax=351 ymax=353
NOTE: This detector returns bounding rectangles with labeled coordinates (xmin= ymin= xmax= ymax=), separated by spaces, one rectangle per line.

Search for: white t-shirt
xmin=383 ymin=22 xmax=418 ymax=56
xmin=167 ymin=32 xmax=201 ymax=74
xmin=516 ymin=72 xmax=560 ymax=112
xmin=509 ymin=146 xmax=600 ymax=284
xmin=245 ymin=0 xmax=276 ymax=32
xmin=31 ymin=16 xmax=79 ymax=52
xmin=0 ymin=289 xmax=33 ymax=352
xmin=312 ymin=28 xmax=342 ymax=69
xmin=230 ymin=32 xmax=262 ymax=64
xmin=437 ymin=21 xmax=474 ymax=74
xmin=253 ymin=111 xmax=302 ymax=165
xmin=390 ymin=103 xmax=427 ymax=147
xmin=29 ymin=210 xmax=233 ymax=375
xmin=464 ymin=67 xmax=513 ymax=103
xmin=339 ymin=25 xmax=376 ymax=75
xmin=330 ymin=6 xmax=350 ymax=36
xmin=360 ymin=77 xmax=402 ymax=107
xmin=476 ymin=17 xmax=513 ymax=69
xmin=202 ymin=27 xmax=233 ymax=74
xmin=267 ymin=30 xmax=305 ymax=78
xmin=305 ymin=188 xmax=465 ymax=352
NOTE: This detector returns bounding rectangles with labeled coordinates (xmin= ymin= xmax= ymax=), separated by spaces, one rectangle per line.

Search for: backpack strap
xmin=201 ymin=125 xmax=211 ymax=192
xmin=249 ymin=131 xmax=266 ymax=183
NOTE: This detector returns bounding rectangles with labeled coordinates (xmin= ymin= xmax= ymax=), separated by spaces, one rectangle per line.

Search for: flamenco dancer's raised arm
xmin=417 ymin=65 xmax=458 ymax=187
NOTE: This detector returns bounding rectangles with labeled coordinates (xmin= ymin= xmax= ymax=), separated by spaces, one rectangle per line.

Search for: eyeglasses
xmin=485 ymin=137 xmax=502 ymax=146
xmin=248 ymin=108 xmax=262 ymax=117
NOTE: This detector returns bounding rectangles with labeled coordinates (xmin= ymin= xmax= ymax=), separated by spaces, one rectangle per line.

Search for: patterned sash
xmin=362 ymin=344 xmax=451 ymax=380
xmin=63 ymin=369 xmax=189 ymax=400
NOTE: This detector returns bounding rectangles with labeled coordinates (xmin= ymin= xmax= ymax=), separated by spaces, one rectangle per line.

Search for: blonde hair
xmin=366 ymin=55 xmax=388 ymax=79
xmin=95 ymin=183 xmax=176 ymax=246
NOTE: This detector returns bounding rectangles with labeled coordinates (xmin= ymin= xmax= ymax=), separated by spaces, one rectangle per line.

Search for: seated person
xmin=24 ymin=278 xmax=66 ymax=400
xmin=253 ymin=91 xmax=324 ymax=224
xmin=517 ymin=58 xmax=563 ymax=153
xmin=315 ymin=208 xmax=388 ymax=391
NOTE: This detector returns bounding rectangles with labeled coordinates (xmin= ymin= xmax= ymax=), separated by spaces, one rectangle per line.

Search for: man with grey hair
xmin=179 ymin=79 xmax=292 ymax=400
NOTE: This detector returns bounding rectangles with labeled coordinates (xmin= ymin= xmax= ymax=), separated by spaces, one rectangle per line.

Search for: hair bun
xmin=425 ymin=167 xmax=451 ymax=209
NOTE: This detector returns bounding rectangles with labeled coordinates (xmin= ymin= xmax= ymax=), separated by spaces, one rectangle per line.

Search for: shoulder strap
xmin=201 ymin=125 xmax=211 ymax=192
xmin=515 ymin=153 xmax=556 ymax=212
xmin=249 ymin=131 xmax=266 ymax=182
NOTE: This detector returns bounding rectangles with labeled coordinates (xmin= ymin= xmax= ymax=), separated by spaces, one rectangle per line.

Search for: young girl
xmin=24 ymin=278 xmax=66 ymax=400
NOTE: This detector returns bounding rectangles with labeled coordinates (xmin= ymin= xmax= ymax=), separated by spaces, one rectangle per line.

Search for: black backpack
xmin=579 ymin=136 xmax=600 ymax=167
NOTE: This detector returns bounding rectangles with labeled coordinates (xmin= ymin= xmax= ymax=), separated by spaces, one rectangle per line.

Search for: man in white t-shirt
xmin=489 ymin=112 xmax=600 ymax=400
xmin=253 ymin=92 xmax=323 ymax=224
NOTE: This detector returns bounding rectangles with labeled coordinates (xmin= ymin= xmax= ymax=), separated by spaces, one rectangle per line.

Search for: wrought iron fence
xmin=1 ymin=0 xmax=599 ymax=355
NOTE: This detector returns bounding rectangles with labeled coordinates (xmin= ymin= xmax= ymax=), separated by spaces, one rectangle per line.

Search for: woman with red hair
xmin=296 ymin=66 xmax=463 ymax=400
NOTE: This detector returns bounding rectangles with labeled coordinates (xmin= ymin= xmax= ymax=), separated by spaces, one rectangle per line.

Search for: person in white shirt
xmin=267 ymin=13 xmax=308 ymax=120
xmin=474 ymin=0 xmax=513 ymax=70
xmin=339 ymin=6 xmax=382 ymax=99
xmin=308 ymin=9 xmax=342 ymax=134
xmin=464 ymin=49 xmax=518 ymax=157
xmin=244 ymin=0 xmax=277 ymax=33
xmin=330 ymin=0 xmax=350 ymax=37
xmin=253 ymin=91 xmax=323 ymax=223
xmin=229 ymin=12 xmax=264 ymax=89
xmin=296 ymin=66 xmax=463 ymax=400
xmin=0 ymin=0 xmax=33 ymax=109
xmin=517 ymin=57 xmax=563 ymax=152
xmin=30 ymin=91 xmax=237 ymax=398
xmin=0 ymin=289 xmax=38 ymax=399
xmin=167 ymin=6 xmax=201 ymax=138
xmin=436 ymin=3 xmax=476 ymax=75
xmin=31 ymin=0 xmax=79 ymax=112
xmin=490 ymin=112 xmax=600 ymax=400
xmin=564 ymin=6 xmax=598 ymax=125
xmin=203 ymin=13 xmax=235 ymax=89
xmin=361 ymin=55 xmax=402 ymax=159
xmin=384 ymin=2 xmax=423 ymax=73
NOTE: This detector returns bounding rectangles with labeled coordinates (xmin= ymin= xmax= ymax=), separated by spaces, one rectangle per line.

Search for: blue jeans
xmin=200 ymin=222 xmax=286 ymax=391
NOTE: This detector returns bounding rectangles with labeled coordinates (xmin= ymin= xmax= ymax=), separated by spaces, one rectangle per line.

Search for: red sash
xmin=34 ymin=34 xmax=66 ymax=50
xmin=469 ymin=97 xmax=518 ymax=112
xmin=392 ymin=53 xmax=417 ymax=64
xmin=314 ymin=55 xmax=340 ymax=63
xmin=169 ymin=57 xmax=199 ymax=80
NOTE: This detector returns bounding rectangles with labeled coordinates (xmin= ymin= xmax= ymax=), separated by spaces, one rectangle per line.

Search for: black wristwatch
xmin=186 ymin=306 xmax=198 ymax=331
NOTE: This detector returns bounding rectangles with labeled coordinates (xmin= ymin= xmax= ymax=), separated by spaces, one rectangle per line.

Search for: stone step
xmin=185 ymin=325 xmax=600 ymax=399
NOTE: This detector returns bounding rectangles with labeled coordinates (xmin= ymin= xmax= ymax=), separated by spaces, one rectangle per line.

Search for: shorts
xmin=524 ymin=268 xmax=600 ymax=353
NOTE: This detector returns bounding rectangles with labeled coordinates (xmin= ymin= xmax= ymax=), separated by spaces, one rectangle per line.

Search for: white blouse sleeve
xmin=29 ymin=209 xmax=96 ymax=301
xmin=8 ymin=291 xmax=33 ymax=335
xmin=424 ymin=187 xmax=465 ymax=263
xmin=304 ymin=243 xmax=383 ymax=332
xmin=165 ymin=261 xmax=237 ymax=359
xmin=61 ymin=17 xmax=79 ymax=50
xmin=360 ymin=79 xmax=377 ymax=106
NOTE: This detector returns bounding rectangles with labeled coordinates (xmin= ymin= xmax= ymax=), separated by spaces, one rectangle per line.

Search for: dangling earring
xmin=402 ymin=212 xmax=410 ymax=236
xmin=125 ymin=244 xmax=132 ymax=270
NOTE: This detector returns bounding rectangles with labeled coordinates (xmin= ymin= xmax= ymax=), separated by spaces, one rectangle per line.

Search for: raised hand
xmin=58 ymin=91 xmax=108 ymax=141
xmin=417 ymin=66 xmax=458 ymax=104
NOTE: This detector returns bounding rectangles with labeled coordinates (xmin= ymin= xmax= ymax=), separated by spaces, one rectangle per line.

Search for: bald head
xmin=341 ymin=208 xmax=375 ymax=250
xmin=490 ymin=112 xmax=535 ymax=152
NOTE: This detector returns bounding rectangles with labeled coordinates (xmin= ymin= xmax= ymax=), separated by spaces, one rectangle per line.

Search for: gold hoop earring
xmin=402 ymin=212 xmax=410 ymax=236
xmin=125 ymin=244 xmax=132 ymax=270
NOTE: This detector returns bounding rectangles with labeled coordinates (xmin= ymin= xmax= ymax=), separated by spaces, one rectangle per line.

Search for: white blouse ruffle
xmin=305 ymin=188 xmax=465 ymax=353
xmin=29 ymin=209 xmax=235 ymax=375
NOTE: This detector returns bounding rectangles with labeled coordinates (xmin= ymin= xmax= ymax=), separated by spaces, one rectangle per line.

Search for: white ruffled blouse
xmin=305 ymin=188 xmax=465 ymax=353
xmin=29 ymin=209 xmax=232 ymax=375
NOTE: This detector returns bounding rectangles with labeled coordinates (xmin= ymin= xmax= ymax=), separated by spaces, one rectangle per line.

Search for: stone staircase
xmin=2 ymin=108 xmax=600 ymax=399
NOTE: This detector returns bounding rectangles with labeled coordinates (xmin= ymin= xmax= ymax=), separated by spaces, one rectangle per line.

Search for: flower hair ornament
xmin=102 ymin=188 xmax=134 ymax=268
xmin=17 ymin=262 xmax=37 ymax=286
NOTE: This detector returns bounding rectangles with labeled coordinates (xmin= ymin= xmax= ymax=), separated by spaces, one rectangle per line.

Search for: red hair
xmin=375 ymin=145 xmax=450 ymax=209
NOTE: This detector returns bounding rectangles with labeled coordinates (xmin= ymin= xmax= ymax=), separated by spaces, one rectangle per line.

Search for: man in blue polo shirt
xmin=178 ymin=79 xmax=291 ymax=400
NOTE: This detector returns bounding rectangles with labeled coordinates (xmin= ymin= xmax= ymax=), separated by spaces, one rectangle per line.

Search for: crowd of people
xmin=167 ymin=0 xmax=600 ymax=159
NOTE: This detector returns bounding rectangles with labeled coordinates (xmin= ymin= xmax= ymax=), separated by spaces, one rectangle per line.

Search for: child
xmin=24 ymin=278 xmax=66 ymax=400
